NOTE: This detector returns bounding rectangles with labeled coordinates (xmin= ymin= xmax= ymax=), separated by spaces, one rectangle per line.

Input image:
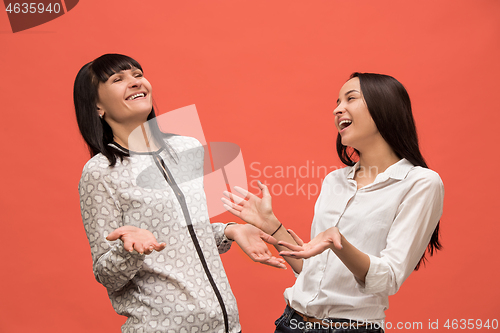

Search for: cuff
xmin=213 ymin=223 xmax=236 ymax=254
xmin=355 ymin=254 xmax=390 ymax=295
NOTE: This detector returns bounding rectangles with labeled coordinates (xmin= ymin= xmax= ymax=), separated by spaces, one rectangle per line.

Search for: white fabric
xmin=284 ymin=158 xmax=444 ymax=324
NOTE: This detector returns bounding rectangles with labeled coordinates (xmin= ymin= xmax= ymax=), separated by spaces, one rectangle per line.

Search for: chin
xmin=340 ymin=135 xmax=351 ymax=147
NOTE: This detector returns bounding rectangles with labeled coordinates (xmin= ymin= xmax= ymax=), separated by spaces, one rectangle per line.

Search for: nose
xmin=333 ymin=103 xmax=344 ymax=116
xmin=128 ymin=75 xmax=142 ymax=88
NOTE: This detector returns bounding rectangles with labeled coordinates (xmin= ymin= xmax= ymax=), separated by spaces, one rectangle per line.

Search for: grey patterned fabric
xmin=79 ymin=135 xmax=241 ymax=333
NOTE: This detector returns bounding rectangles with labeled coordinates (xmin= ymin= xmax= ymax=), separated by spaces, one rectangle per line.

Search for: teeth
xmin=127 ymin=93 xmax=145 ymax=100
xmin=339 ymin=119 xmax=352 ymax=128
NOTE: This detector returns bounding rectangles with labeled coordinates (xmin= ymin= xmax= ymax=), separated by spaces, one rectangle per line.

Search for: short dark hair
xmin=73 ymin=53 xmax=168 ymax=166
xmin=336 ymin=72 xmax=442 ymax=270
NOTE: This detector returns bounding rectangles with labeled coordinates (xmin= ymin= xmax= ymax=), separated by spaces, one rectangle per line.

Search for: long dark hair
xmin=74 ymin=53 xmax=168 ymax=166
xmin=337 ymin=72 xmax=441 ymax=270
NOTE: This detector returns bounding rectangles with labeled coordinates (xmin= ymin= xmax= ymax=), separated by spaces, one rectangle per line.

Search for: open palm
xmin=221 ymin=182 xmax=276 ymax=233
xmin=278 ymin=228 xmax=343 ymax=259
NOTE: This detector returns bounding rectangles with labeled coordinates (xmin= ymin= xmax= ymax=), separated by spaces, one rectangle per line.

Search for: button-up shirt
xmin=284 ymin=158 xmax=444 ymax=324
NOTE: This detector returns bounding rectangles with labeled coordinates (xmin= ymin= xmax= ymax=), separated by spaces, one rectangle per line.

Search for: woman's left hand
xmin=225 ymin=223 xmax=287 ymax=269
xmin=278 ymin=227 xmax=343 ymax=259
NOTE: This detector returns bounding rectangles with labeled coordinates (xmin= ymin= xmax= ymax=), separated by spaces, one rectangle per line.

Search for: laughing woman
xmin=74 ymin=53 xmax=285 ymax=333
xmin=223 ymin=73 xmax=444 ymax=332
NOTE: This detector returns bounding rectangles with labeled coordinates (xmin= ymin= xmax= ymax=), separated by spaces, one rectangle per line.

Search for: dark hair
xmin=336 ymin=72 xmax=441 ymax=270
xmin=73 ymin=53 xmax=168 ymax=166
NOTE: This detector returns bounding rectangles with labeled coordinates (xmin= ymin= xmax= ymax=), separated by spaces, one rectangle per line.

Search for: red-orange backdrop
xmin=1 ymin=1 xmax=499 ymax=332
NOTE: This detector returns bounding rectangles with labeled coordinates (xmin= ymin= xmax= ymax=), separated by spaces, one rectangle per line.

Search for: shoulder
xmin=403 ymin=166 xmax=444 ymax=200
xmin=81 ymin=154 xmax=107 ymax=176
xmin=79 ymin=153 xmax=121 ymax=185
xmin=407 ymin=166 xmax=443 ymax=188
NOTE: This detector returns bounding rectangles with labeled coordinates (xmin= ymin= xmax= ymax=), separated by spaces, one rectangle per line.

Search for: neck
xmin=112 ymin=122 xmax=160 ymax=152
xmin=356 ymin=137 xmax=400 ymax=176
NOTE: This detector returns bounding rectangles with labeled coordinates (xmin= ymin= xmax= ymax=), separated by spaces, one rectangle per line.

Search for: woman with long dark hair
xmin=74 ymin=53 xmax=285 ymax=333
xmin=223 ymin=73 xmax=444 ymax=332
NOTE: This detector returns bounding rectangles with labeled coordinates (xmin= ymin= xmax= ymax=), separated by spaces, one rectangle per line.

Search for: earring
xmin=99 ymin=113 xmax=104 ymax=119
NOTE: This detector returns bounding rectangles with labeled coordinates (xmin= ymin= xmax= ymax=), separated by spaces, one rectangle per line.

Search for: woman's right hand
xmin=221 ymin=181 xmax=279 ymax=234
xmin=106 ymin=226 xmax=167 ymax=255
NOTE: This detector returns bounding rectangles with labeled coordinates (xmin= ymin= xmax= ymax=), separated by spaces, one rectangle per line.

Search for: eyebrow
xmin=110 ymin=68 xmax=141 ymax=76
xmin=336 ymin=89 xmax=360 ymax=105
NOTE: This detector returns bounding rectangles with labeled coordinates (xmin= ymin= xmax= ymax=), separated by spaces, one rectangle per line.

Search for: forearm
xmin=225 ymin=220 xmax=302 ymax=272
xmin=270 ymin=223 xmax=303 ymax=273
xmin=243 ymin=212 xmax=304 ymax=272
xmin=331 ymin=234 xmax=370 ymax=283
xmin=258 ymin=215 xmax=303 ymax=273
xmin=93 ymin=243 xmax=145 ymax=292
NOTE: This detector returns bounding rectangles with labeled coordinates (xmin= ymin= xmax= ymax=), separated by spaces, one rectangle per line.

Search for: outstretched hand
xmin=278 ymin=227 xmax=343 ymax=259
xmin=107 ymin=226 xmax=167 ymax=255
xmin=226 ymin=223 xmax=287 ymax=269
xmin=221 ymin=182 xmax=277 ymax=234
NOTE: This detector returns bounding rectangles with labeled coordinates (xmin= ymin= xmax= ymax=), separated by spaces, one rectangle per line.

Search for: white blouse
xmin=284 ymin=158 xmax=444 ymax=324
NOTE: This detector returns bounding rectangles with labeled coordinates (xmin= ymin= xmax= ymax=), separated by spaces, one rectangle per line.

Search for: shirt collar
xmin=346 ymin=158 xmax=414 ymax=180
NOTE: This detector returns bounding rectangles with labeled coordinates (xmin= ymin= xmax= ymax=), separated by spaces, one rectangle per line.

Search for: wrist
xmin=329 ymin=232 xmax=344 ymax=252
xmin=263 ymin=215 xmax=281 ymax=235
xmin=224 ymin=222 xmax=239 ymax=241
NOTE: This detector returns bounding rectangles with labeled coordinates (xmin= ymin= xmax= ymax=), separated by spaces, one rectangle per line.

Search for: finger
xmin=222 ymin=191 xmax=245 ymax=203
xmin=251 ymin=252 xmax=270 ymax=261
xmin=277 ymin=241 xmax=304 ymax=252
xmin=223 ymin=204 xmax=242 ymax=217
xmin=223 ymin=190 xmax=246 ymax=205
xmin=134 ymin=243 xmax=146 ymax=255
xmin=260 ymin=233 xmax=279 ymax=246
xmin=279 ymin=251 xmax=307 ymax=259
xmin=154 ymin=242 xmax=167 ymax=251
xmin=122 ymin=240 xmax=135 ymax=253
xmin=146 ymin=244 xmax=155 ymax=254
xmin=331 ymin=232 xmax=343 ymax=250
xmin=233 ymin=186 xmax=252 ymax=200
xmin=262 ymin=257 xmax=287 ymax=269
xmin=287 ymin=229 xmax=304 ymax=246
xmin=258 ymin=181 xmax=272 ymax=198
xmin=106 ymin=228 xmax=123 ymax=241
xmin=221 ymin=197 xmax=243 ymax=211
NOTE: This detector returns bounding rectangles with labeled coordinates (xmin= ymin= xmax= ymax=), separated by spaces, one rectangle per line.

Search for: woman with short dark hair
xmin=223 ymin=73 xmax=444 ymax=333
xmin=74 ymin=53 xmax=285 ymax=333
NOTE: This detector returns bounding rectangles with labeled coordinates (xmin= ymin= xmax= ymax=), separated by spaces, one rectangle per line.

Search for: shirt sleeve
xmin=356 ymin=171 xmax=444 ymax=295
xmin=79 ymin=163 xmax=145 ymax=293
xmin=211 ymin=222 xmax=235 ymax=254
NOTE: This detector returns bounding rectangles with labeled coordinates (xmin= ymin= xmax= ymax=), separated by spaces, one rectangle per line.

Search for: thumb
xmin=287 ymin=229 xmax=304 ymax=246
xmin=260 ymin=233 xmax=278 ymax=246
xmin=152 ymin=241 xmax=167 ymax=251
xmin=106 ymin=228 xmax=123 ymax=241
xmin=258 ymin=180 xmax=271 ymax=197
xmin=331 ymin=229 xmax=343 ymax=250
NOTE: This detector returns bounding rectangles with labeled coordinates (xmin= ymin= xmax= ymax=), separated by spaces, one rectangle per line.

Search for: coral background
xmin=1 ymin=1 xmax=499 ymax=331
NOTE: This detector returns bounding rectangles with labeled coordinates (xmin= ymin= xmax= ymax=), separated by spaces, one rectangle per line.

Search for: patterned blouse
xmin=79 ymin=135 xmax=241 ymax=333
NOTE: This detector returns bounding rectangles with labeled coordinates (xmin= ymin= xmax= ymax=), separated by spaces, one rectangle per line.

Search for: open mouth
xmin=126 ymin=92 xmax=146 ymax=101
xmin=339 ymin=119 xmax=352 ymax=130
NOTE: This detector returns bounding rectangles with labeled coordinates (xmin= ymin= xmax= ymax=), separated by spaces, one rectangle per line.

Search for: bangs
xmin=90 ymin=54 xmax=143 ymax=83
